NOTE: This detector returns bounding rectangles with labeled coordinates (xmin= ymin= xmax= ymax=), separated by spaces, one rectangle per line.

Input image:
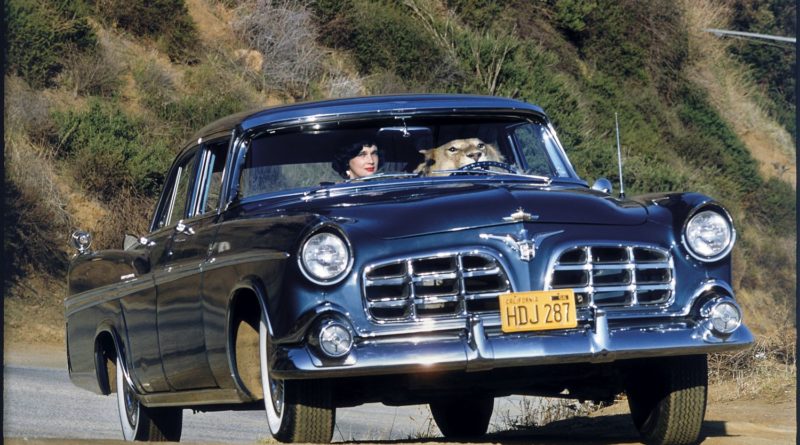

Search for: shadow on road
xmin=340 ymin=414 xmax=734 ymax=444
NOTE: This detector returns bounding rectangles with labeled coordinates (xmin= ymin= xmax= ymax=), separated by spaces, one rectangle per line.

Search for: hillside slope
xmin=4 ymin=0 xmax=795 ymax=350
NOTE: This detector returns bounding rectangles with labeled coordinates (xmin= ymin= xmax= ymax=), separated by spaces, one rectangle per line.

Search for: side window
xmin=197 ymin=141 xmax=229 ymax=214
xmin=157 ymin=150 xmax=198 ymax=229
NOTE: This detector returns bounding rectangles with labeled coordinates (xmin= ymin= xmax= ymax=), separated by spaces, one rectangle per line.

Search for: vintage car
xmin=66 ymin=94 xmax=753 ymax=445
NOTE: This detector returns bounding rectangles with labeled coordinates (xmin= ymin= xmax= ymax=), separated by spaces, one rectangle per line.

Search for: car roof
xmin=189 ymin=94 xmax=546 ymax=145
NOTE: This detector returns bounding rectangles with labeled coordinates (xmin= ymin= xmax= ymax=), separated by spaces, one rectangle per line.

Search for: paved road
xmin=3 ymin=363 xmax=525 ymax=443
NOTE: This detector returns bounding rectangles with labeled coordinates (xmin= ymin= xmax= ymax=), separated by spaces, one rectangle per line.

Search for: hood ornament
xmin=503 ymin=207 xmax=538 ymax=222
xmin=480 ymin=229 xmax=563 ymax=261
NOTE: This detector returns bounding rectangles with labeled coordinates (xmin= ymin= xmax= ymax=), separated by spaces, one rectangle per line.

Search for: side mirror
xmin=123 ymin=234 xmax=139 ymax=250
xmin=70 ymin=230 xmax=93 ymax=254
xmin=591 ymin=178 xmax=613 ymax=194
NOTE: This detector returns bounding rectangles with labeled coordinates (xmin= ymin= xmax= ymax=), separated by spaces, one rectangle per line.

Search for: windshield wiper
xmin=518 ymin=172 xmax=552 ymax=183
xmin=429 ymin=168 xmax=552 ymax=184
xmin=344 ymin=172 xmax=421 ymax=183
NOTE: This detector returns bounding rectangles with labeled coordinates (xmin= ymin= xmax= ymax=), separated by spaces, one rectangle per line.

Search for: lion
xmin=414 ymin=138 xmax=504 ymax=176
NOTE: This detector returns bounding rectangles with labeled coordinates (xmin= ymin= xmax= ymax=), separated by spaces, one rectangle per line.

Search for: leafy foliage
xmin=133 ymin=55 xmax=255 ymax=144
xmin=315 ymin=0 xmax=455 ymax=89
xmin=6 ymin=0 xmax=97 ymax=88
xmin=728 ymin=0 xmax=796 ymax=139
xmin=54 ymin=100 xmax=173 ymax=199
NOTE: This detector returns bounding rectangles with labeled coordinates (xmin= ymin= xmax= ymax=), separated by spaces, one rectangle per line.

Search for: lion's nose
xmin=467 ymin=151 xmax=483 ymax=161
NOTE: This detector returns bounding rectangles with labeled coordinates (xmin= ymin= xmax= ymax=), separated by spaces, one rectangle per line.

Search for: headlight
xmin=683 ymin=208 xmax=735 ymax=262
xmin=299 ymin=231 xmax=352 ymax=284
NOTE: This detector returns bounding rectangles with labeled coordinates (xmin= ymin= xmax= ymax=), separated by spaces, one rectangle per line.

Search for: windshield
xmin=238 ymin=116 xmax=574 ymax=199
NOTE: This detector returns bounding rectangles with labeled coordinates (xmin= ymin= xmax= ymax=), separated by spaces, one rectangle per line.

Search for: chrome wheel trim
xmin=115 ymin=355 xmax=139 ymax=440
xmin=260 ymin=316 xmax=285 ymax=434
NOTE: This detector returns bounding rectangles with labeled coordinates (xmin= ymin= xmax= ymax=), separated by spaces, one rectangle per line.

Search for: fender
xmin=224 ymin=277 xmax=272 ymax=400
xmin=92 ymin=322 xmax=130 ymax=396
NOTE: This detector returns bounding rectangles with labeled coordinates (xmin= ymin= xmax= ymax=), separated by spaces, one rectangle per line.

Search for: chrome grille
xmin=547 ymin=245 xmax=674 ymax=308
xmin=363 ymin=252 xmax=510 ymax=321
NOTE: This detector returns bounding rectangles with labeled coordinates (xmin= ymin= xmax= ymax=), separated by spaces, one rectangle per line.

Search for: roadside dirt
xmin=4 ymin=343 xmax=795 ymax=445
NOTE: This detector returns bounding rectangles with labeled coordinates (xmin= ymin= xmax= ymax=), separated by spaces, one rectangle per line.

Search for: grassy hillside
xmin=4 ymin=0 xmax=795 ymax=356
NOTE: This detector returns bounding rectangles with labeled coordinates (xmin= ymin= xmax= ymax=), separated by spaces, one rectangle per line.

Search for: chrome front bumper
xmin=271 ymin=312 xmax=754 ymax=379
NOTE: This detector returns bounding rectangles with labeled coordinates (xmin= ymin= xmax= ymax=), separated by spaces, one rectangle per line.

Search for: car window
xmin=156 ymin=150 xmax=198 ymax=229
xmin=237 ymin=116 xmax=575 ymax=199
xmin=511 ymin=123 xmax=569 ymax=177
xmin=197 ymin=141 xmax=228 ymax=215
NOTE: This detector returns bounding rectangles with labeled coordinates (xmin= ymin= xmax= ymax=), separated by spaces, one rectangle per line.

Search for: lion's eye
xmin=478 ymin=143 xmax=485 ymax=149
xmin=448 ymin=147 xmax=457 ymax=152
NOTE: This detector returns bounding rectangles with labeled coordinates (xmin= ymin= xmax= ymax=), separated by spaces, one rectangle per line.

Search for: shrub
xmin=4 ymin=75 xmax=56 ymax=143
xmin=749 ymin=177 xmax=796 ymax=235
xmin=4 ymin=134 xmax=72 ymax=292
xmin=319 ymin=0 xmax=453 ymax=88
xmin=134 ymin=54 xmax=255 ymax=143
xmin=86 ymin=0 xmax=199 ymax=63
xmin=54 ymin=100 xmax=173 ymax=199
xmin=728 ymin=0 xmax=795 ymax=139
xmin=6 ymin=0 xmax=97 ymax=88
xmin=58 ymin=45 xmax=124 ymax=97
xmin=445 ymin=0 xmax=508 ymax=31
xmin=233 ymin=0 xmax=325 ymax=98
xmin=676 ymin=85 xmax=761 ymax=196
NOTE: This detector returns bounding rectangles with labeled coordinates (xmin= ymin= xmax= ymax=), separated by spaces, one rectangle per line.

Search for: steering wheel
xmin=457 ymin=161 xmax=518 ymax=173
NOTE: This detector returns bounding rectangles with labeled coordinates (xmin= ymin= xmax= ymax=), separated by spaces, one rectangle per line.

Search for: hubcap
xmin=270 ymin=378 xmax=284 ymax=417
xmin=123 ymin=376 xmax=138 ymax=426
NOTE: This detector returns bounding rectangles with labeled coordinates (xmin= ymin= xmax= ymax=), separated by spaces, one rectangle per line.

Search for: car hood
xmin=266 ymin=181 xmax=648 ymax=239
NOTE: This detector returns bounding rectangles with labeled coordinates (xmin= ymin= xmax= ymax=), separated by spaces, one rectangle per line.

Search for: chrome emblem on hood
xmin=480 ymin=230 xmax=563 ymax=261
xmin=503 ymin=207 xmax=539 ymax=222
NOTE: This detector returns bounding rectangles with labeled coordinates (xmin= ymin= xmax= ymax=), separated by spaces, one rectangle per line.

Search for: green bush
xmin=134 ymin=57 xmax=254 ymax=143
xmin=445 ymin=0 xmax=507 ymax=30
xmin=54 ymin=100 xmax=173 ymax=199
xmin=749 ymin=177 xmax=796 ymax=235
xmin=677 ymin=86 xmax=761 ymax=197
xmin=6 ymin=0 xmax=97 ymax=88
xmin=319 ymin=0 xmax=451 ymax=88
xmin=728 ymin=0 xmax=795 ymax=140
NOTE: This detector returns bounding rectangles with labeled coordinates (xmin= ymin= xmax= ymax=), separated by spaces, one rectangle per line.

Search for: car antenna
xmin=615 ymin=112 xmax=625 ymax=199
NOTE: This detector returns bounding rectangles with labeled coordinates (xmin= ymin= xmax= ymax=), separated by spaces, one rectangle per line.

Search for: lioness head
xmin=414 ymin=138 xmax=503 ymax=176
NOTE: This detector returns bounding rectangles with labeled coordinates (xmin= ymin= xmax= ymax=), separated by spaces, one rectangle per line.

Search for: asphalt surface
xmin=2 ymin=363 xmax=527 ymax=443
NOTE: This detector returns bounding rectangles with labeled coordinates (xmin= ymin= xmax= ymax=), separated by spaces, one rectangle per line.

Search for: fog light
xmin=707 ymin=300 xmax=742 ymax=335
xmin=318 ymin=322 xmax=353 ymax=358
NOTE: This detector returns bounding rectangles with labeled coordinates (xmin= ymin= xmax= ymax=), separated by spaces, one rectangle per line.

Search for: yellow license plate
xmin=499 ymin=290 xmax=578 ymax=333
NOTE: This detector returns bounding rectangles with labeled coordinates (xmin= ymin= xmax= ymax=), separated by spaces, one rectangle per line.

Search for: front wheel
xmin=430 ymin=396 xmax=494 ymax=438
xmin=625 ymin=355 xmax=708 ymax=445
xmin=260 ymin=316 xmax=335 ymax=443
xmin=115 ymin=355 xmax=182 ymax=441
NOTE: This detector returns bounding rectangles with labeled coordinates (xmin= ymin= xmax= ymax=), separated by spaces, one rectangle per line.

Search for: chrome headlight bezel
xmin=700 ymin=296 xmax=743 ymax=336
xmin=681 ymin=205 xmax=736 ymax=262
xmin=298 ymin=226 xmax=353 ymax=285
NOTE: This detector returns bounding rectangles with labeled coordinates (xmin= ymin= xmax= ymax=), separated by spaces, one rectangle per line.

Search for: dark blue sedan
xmin=65 ymin=94 xmax=753 ymax=445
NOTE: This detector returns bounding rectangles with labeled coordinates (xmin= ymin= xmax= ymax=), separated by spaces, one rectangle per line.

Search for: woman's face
xmin=347 ymin=144 xmax=379 ymax=179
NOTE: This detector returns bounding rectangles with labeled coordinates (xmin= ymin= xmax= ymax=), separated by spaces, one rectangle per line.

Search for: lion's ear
xmin=425 ymin=158 xmax=436 ymax=166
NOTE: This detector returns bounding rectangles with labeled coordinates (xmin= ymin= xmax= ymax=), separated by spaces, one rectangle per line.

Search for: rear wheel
xmin=260 ymin=315 xmax=335 ymax=443
xmin=626 ymin=355 xmax=708 ymax=445
xmin=430 ymin=396 xmax=494 ymax=438
xmin=115 ymin=355 xmax=182 ymax=441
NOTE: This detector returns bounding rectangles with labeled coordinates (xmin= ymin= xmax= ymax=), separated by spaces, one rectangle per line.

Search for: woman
xmin=332 ymin=141 xmax=379 ymax=179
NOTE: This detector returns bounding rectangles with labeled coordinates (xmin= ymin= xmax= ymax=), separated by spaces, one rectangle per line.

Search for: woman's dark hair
xmin=332 ymin=140 xmax=377 ymax=178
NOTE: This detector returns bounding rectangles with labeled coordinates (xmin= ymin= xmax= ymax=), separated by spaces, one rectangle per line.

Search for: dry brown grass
xmin=708 ymin=332 xmax=796 ymax=403
xmin=682 ymin=0 xmax=795 ymax=188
